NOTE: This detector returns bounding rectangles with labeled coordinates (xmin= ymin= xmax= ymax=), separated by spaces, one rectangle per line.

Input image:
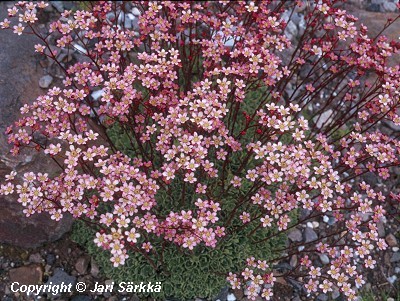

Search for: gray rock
xmin=46 ymin=253 xmax=56 ymax=265
xmin=90 ymin=258 xmax=100 ymax=278
xmin=291 ymin=13 xmax=303 ymax=25
xmin=383 ymin=2 xmax=398 ymax=12
xmin=390 ymin=252 xmax=400 ymax=263
xmin=214 ymin=286 xmax=229 ymax=301
xmin=62 ymin=1 xmax=75 ymax=10
xmin=332 ymin=288 xmax=341 ymax=299
xmin=50 ymin=1 xmax=64 ymax=13
xmin=317 ymin=294 xmax=328 ymax=301
xmin=286 ymin=278 xmax=303 ymax=291
xmin=377 ymin=220 xmax=386 ymax=237
xmin=46 ymin=269 xmax=76 ymax=297
xmin=290 ymin=255 xmax=298 ymax=267
xmin=288 ymin=228 xmax=302 ymax=242
xmin=0 ymin=2 xmax=73 ymax=249
xmin=132 ymin=17 xmax=139 ymax=31
xmin=274 ymin=262 xmax=292 ymax=271
xmin=227 ymin=293 xmax=236 ymax=301
xmin=4 ymin=285 xmax=11 ymax=295
xmin=106 ymin=12 xmax=116 ymax=21
xmin=298 ymin=15 xmax=306 ymax=36
xmin=319 ymin=254 xmax=329 ymax=265
xmin=131 ymin=7 xmax=141 ymax=16
xmin=371 ymin=0 xmax=384 ymax=4
xmin=43 ymin=3 xmax=54 ymax=12
xmin=124 ymin=14 xmax=136 ymax=29
xmin=386 ymin=233 xmax=398 ymax=247
xmin=387 ymin=275 xmax=397 ymax=284
xmin=366 ymin=3 xmax=381 ymax=12
xmin=39 ymin=75 xmax=53 ymax=89
xmin=75 ymin=256 xmax=90 ymax=275
xmin=45 ymin=264 xmax=51 ymax=273
xmin=56 ymin=50 xmax=73 ymax=63
xmin=283 ymin=22 xmax=296 ymax=41
xmin=314 ymin=109 xmax=333 ymax=128
xmin=91 ymin=89 xmax=104 ymax=101
xmin=28 ymin=253 xmax=43 ymax=264
xmin=281 ymin=11 xmax=299 ymax=41
xmin=304 ymin=227 xmax=318 ymax=243
xmin=299 ymin=63 xmax=313 ymax=78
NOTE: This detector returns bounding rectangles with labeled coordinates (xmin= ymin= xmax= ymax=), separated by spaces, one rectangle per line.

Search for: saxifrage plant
xmin=1 ymin=1 xmax=400 ymax=300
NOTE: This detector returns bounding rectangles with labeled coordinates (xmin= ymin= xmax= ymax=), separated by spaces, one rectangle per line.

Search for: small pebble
xmin=290 ymin=255 xmax=298 ymax=267
xmin=393 ymin=247 xmax=400 ymax=252
xmin=306 ymin=222 xmax=313 ymax=229
xmin=387 ymin=275 xmax=397 ymax=284
xmin=46 ymin=253 xmax=56 ymax=265
xmin=91 ymin=90 xmax=104 ymax=101
xmin=323 ymin=216 xmax=329 ymax=223
xmin=131 ymin=7 xmax=141 ymax=16
xmin=39 ymin=75 xmax=53 ymax=89
xmin=386 ymin=233 xmax=398 ymax=247
xmin=29 ymin=253 xmax=43 ymax=264
xmin=304 ymin=227 xmax=318 ymax=242
xmin=288 ymin=228 xmax=302 ymax=242
xmin=319 ymin=254 xmax=329 ymax=265
xmin=312 ymin=221 xmax=319 ymax=228
xmin=227 ymin=293 xmax=236 ymax=301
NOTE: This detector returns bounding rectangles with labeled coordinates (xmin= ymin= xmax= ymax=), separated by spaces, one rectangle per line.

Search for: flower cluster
xmin=1 ymin=1 xmax=400 ymax=299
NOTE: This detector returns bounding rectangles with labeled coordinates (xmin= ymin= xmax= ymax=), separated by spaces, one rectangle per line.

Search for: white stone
xmin=50 ymin=1 xmax=64 ymax=13
xmin=383 ymin=2 xmax=397 ymax=12
xmin=393 ymin=247 xmax=400 ymax=252
xmin=73 ymin=43 xmax=87 ymax=54
xmin=91 ymin=90 xmax=104 ymax=101
xmin=227 ymin=293 xmax=236 ymax=301
xmin=306 ymin=222 xmax=314 ymax=229
xmin=323 ymin=216 xmax=329 ymax=223
xmin=118 ymin=11 xmax=125 ymax=24
xmin=39 ymin=75 xmax=53 ymax=89
xmin=387 ymin=275 xmax=397 ymax=284
xmin=314 ymin=109 xmax=333 ymax=128
xmin=319 ymin=254 xmax=329 ymax=265
xmin=312 ymin=221 xmax=319 ymax=228
xmin=132 ymin=7 xmax=141 ymax=16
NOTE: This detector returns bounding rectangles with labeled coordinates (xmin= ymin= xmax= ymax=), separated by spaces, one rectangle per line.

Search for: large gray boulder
xmin=0 ymin=2 xmax=72 ymax=248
